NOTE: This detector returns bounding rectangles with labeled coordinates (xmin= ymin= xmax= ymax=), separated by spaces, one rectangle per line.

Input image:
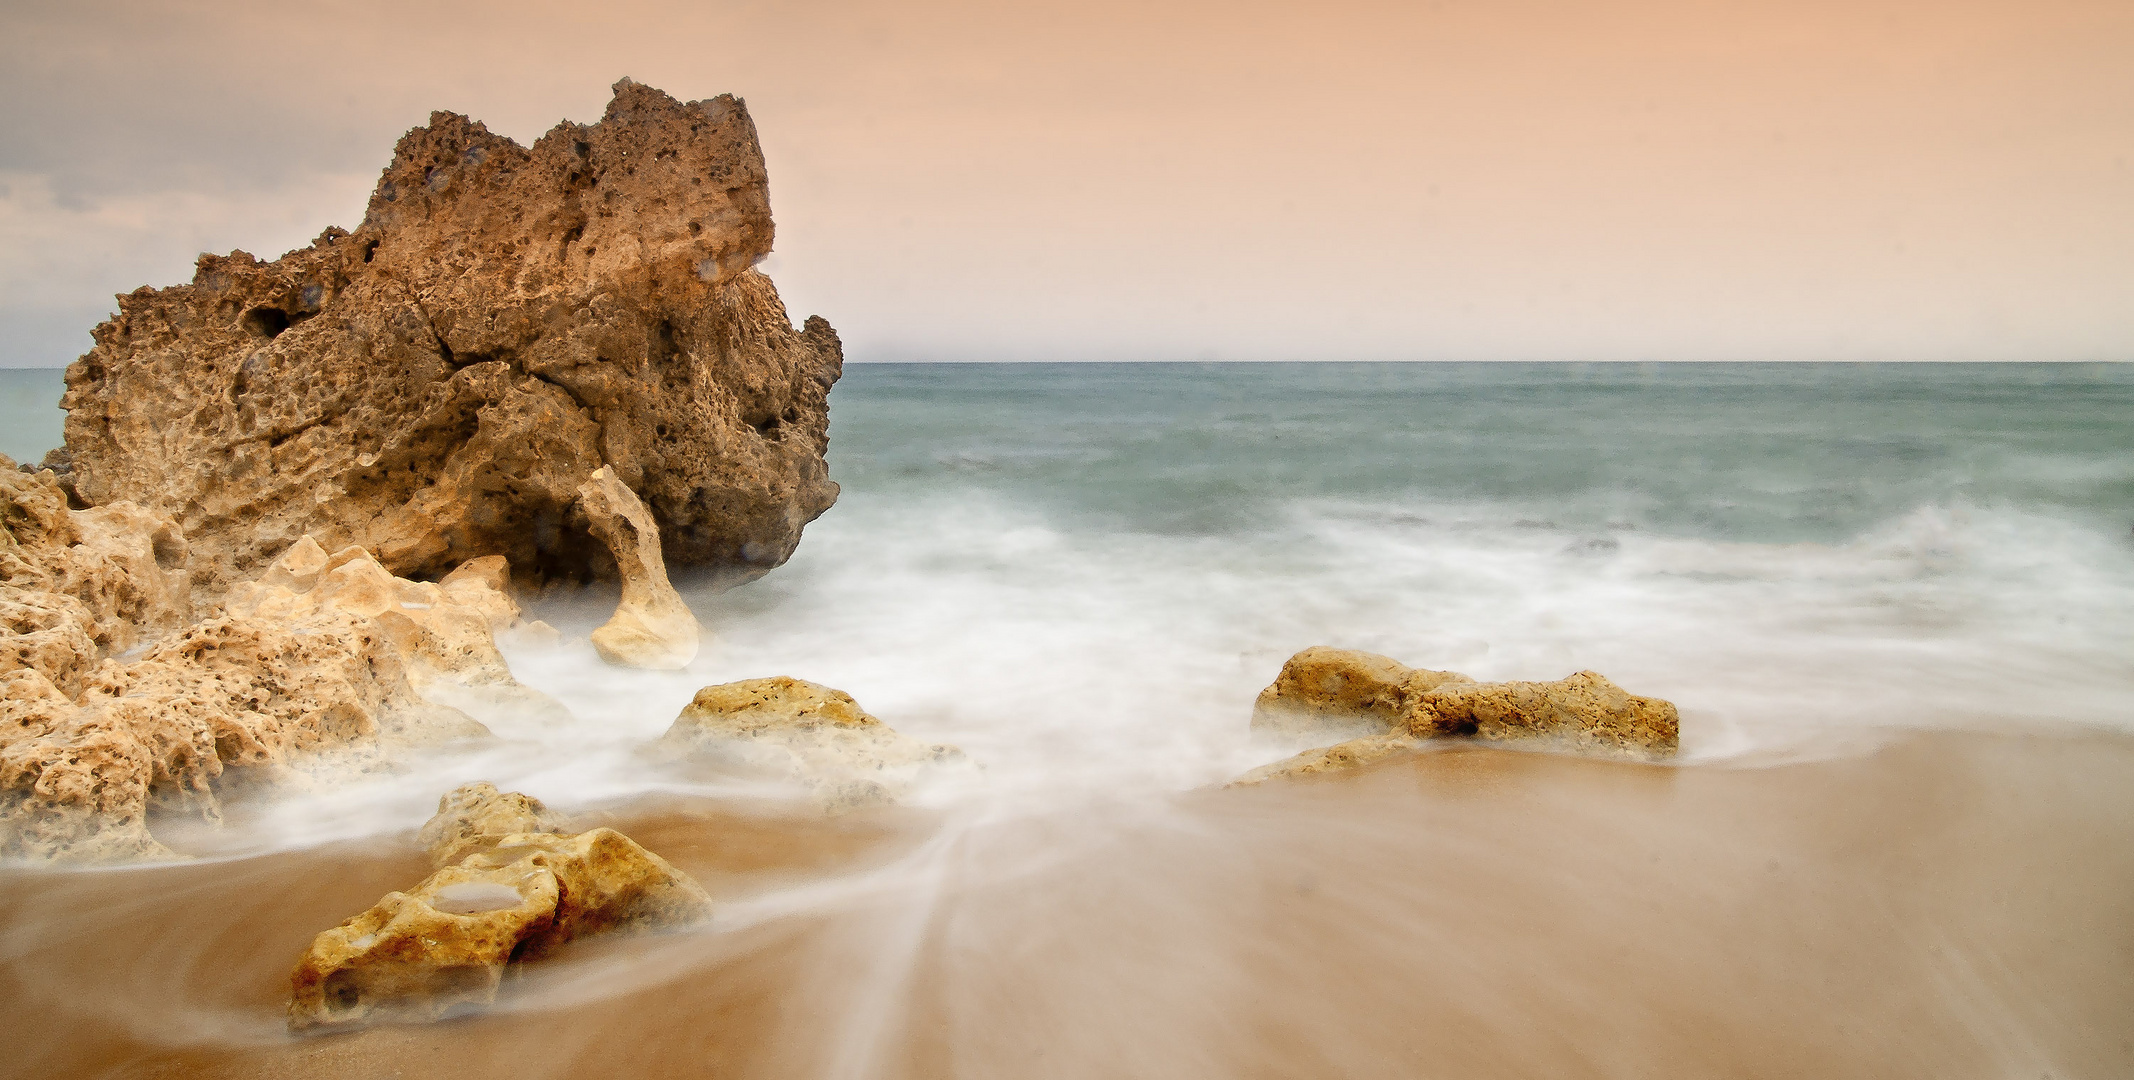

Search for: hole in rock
xmin=324 ymin=970 xmax=361 ymax=1013
xmin=151 ymin=528 xmax=186 ymax=569
xmin=430 ymin=881 xmax=525 ymax=915
xmin=241 ymin=307 xmax=291 ymax=339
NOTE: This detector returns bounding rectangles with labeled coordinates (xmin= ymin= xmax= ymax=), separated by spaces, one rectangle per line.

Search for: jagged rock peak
xmin=59 ymin=80 xmax=842 ymax=597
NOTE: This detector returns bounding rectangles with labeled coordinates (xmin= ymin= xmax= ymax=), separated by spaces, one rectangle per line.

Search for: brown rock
xmin=289 ymin=786 xmax=711 ymax=1032
xmin=1237 ymin=647 xmax=1680 ymax=783
xmin=1229 ymin=732 xmax=1424 ymax=786
xmin=416 ymin=781 xmax=573 ymax=869
xmin=577 ymin=465 xmax=700 ymax=669
xmin=657 ymin=677 xmax=964 ymax=810
xmin=1249 ymin=645 xmax=1473 ymax=746
xmin=58 ymin=79 xmax=842 ymax=598
xmin=1416 ymin=670 xmax=1679 ymax=760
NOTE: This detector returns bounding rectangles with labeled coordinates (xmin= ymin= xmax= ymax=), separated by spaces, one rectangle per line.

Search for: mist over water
xmin=6 ymin=362 xmax=2134 ymax=1078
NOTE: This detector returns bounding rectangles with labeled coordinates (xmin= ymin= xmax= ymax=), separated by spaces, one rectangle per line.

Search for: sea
xmin=5 ymin=361 xmax=2132 ymax=1078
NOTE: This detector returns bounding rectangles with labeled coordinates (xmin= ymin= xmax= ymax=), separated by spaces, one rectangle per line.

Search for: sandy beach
xmin=8 ymin=727 xmax=2128 ymax=1079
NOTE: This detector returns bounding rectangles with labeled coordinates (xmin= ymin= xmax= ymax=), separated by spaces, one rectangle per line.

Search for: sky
xmin=1 ymin=0 xmax=2130 ymax=366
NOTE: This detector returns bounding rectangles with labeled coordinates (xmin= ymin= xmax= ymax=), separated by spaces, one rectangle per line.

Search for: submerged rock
xmin=57 ymin=79 xmax=842 ymax=598
xmin=1231 ymin=732 xmax=1424 ymax=786
xmin=577 ymin=465 xmax=700 ymax=669
xmin=1238 ymin=647 xmax=1678 ymax=783
xmin=288 ymin=783 xmax=710 ymax=1032
xmin=657 ymin=677 xmax=964 ymax=811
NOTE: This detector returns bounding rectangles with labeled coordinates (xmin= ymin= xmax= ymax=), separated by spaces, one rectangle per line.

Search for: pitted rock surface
xmin=288 ymin=792 xmax=710 ymax=1032
xmin=57 ymin=79 xmax=841 ymax=597
xmin=1240 ymin=647 xmax=1679 ymax=782
xmin=2 ymin=475 xmax=556 ymax=862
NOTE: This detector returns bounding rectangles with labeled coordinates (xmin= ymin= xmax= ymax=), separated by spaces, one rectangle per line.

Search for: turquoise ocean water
xmin=6 ymin=362 xmax=2132 ymax=846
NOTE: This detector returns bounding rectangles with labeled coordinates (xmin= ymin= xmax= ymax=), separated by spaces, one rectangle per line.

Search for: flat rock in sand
xmin=288 ymin=783 xmax=710 ymax=1032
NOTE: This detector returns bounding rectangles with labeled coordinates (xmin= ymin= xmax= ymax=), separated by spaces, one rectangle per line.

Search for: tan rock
xmin=2 ymin=460 xmax=191 ymax=691
xmin=1235 ymin=647 xmax=1680 ymax=784
xmin=577 ymin=466 xmax=700 ymax=669
xmin=1249 ymin=646 xmax=1473 ymax=746
xmin=1229 ymin=732 xmax=1425 ymax=786
xmin=438 ymin=555 xmax=519 ymax=633
xmin=0 ymin=586 xmax=100 ymax=697
xmin=227 ymin=540 xmax=569 ymax=730
xmin=1415 ymin=670 xmax=1679 ymax=760
xmin=289 ymin=785 xmax=711 ymax=1032
xmin=2 ymin=506 xmax=564 ymax=861
xmin=57 ymin=80 xmax=841 ymax=599
xmin=415 ymin=781 xmax=572 ymax=869
xmin=657 ymin=677 xmax=964 ymax=810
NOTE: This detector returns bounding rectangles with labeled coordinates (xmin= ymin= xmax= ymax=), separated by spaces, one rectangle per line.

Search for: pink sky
xmin=2 ymin=0 xmax=2130 ymax=363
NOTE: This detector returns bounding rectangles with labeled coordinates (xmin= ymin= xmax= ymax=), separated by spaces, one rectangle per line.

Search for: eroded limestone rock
xmin=225 ymin=538 xmax=569 ymax=729
xmin=1238 ymin=647 xmax=1678 ymax=783
xmin=1413 ymin=670 xmax=1680 ymax=758
xmin=1 ymin=460 xmax=190 ymax=695
xmin=59 ymin=79 xmax=842 ymax=598
xmin=577 ymin=466 xmax=700 ymax=669
xmin=289 ymin=783 xmax=710 ymax=1032
xmin=1250 ymin=646 xmax=1473 ymax=747
xmin=657 ymin=677 xmax=964 ymax=811
xmin=416 ymin=780 xmax=573 ymax=868
xmin=2 ymin=494 xmax=561 ymax=861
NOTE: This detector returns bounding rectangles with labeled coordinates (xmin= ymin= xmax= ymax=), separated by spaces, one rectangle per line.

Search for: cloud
xmin=0 ymin=170 xmax=372 ymax=366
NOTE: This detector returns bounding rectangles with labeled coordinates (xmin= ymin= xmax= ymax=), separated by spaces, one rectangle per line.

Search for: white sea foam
xmin=160 ymin=479 xmax=2134 ymax=861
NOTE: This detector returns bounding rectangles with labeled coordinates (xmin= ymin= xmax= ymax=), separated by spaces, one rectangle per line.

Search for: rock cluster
xmin=1238 ymin=646 xmax=1678 ymax=784
xmin=55 ymin=79 xmax=842 ymax=598
xmin=657 ymin=677 xmax=965 ymax=811
xmin=288 ymin=782 xmax=710 ymax=1032
xmin=2 ymin=460 xmax=561 ymax=861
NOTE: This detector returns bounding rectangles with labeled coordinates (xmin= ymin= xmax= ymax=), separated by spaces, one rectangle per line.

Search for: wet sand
xmin=4 ymin=729 xmax=2131 ymax=1079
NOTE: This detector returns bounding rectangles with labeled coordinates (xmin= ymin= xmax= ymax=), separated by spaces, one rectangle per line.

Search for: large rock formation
xmin=288 ymin=783 xmax=711 ymax=1032
xmin=577 ymin=465 xmax=700 ymax=669
xmin=1241 ymin=647 xmax=1679 ymax=783
xmin=56 ymin=79 xmax=842 ymax=597
xmin=657 ymin=677 xmax=966 ymax=811
xmin=2 ymin=465 xmax=560 ymax=861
